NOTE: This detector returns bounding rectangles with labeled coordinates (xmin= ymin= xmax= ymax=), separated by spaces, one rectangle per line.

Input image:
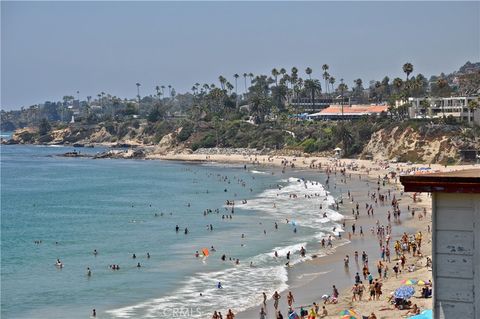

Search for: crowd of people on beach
xmin=213 ymin=157 xmax=433 ymax=319
xmin=44 ymin=155 xmax=434 ymax=319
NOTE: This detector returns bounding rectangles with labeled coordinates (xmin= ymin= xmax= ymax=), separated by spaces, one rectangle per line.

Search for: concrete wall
xmin=432 ymin=193 xmax=480 ymax=319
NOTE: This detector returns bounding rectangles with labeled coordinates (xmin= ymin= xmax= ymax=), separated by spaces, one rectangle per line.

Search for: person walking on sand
xmin=272 ymin=291 xmax=281 ymax=309
xmin=287 ymin=291 xmax=295 ymax=307
xmin=332 ymin=285 xmax=339 ymax=299
xmin=351 ymin=283 xmax=359 ymax=301
xmin=262 ymin=292 xmax=267 ymax=307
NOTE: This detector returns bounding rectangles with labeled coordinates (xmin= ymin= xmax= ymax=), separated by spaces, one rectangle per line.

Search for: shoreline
xmin=150 ymin=152 xmax=470 ymax=318
xmin=4 ymin=145 xmax=475 ymax=318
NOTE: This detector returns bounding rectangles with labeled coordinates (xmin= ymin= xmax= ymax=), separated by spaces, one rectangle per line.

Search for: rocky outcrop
xmin=93 ymin=149 xmax=146 ymax=159
xmin=361 ymin=125 xmax=477 ymax=164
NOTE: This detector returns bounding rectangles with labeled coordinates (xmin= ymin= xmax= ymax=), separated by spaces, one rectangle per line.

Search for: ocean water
xmin=1 ymin=145 xmax=344 ymax=319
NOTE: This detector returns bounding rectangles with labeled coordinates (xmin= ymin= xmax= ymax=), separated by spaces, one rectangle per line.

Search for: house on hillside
xmin=407 ymin=97 xmax=479 ymax=124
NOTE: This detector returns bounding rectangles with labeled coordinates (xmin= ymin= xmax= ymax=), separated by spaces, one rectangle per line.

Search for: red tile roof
xmin=319 ymin=104 xmax=388 ymax=115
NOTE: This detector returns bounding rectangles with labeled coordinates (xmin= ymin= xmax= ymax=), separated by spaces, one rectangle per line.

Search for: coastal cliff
xmin=5 ymin=120 xmax=479 ymax=164
xmin=361 ymin=124 xmax=478 ymax=164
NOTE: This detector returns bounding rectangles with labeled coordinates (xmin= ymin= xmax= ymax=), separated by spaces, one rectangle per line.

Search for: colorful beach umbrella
xmin=417 ymin=280 xmax=426 ymax=286
xmin=339 ymin=309 xmax=360 ymax=318
xmin=394 ymin=285 xmax=415 ymax=299
xmin=402 ymin=279 xmax=418 ymax=285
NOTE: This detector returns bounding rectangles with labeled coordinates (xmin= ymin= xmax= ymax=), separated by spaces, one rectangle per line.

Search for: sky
xmin=1 ymin=1 xmax=479 ymax=110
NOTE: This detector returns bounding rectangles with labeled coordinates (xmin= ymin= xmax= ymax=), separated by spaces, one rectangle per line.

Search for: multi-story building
xmin=407 ymin=97 xmax=479 ymax=124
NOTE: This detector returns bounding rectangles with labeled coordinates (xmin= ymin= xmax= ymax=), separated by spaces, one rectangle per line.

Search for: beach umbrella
xmin=394 ymin=285 xmax=415 ymax=299
xmin=410 ymin=309 xmax=432 ymax=319
xmin=339 ymin=309 xmax=360 ymax=318
xmin=417 ymin=280 xmax=426 ymax=286
xmin=402 ymin=279 xmax=417 ymax=285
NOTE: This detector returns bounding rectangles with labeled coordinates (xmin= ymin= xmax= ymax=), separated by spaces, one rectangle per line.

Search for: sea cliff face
xmin=4 ymin=122 xmax=478 ymax=164
xmin=361 ymin=125 xmax=477 ymax=164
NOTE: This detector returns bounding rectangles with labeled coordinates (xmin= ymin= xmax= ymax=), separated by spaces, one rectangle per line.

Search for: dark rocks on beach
xmin=1 ymin=139 xmax=18 ymax=145
xmin=93 ymin=148 xmax=146 ymax=159
xmin=61 ymin=151 xmax=92 ymax=158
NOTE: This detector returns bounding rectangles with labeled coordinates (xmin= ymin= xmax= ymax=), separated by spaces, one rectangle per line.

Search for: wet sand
xmin=152 ymin=153 xmax=473 ymax=318
xmin=236 ymin=170 xmax=427 ymax=319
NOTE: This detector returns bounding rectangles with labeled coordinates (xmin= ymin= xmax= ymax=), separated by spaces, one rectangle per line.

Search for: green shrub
xmin=300 ymin=138 xmax=317 ymax=153
xmin=177 ymin=123 xmax=194 ymax=142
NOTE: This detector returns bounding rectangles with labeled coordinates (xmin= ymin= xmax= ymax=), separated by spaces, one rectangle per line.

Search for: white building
xmin=407 ymin=97 xmax=479 ymax=124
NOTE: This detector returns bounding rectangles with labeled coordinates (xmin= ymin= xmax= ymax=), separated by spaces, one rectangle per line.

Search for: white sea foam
xmin=241 ymin=177 xmax=343 ymax=234
xmin=107 ymin=176 xmax=345 ymax=319
xmin=250 ymin=170 xmax=269 ymax=175
xmin=107 ymin=255 xmax=288 ymax=318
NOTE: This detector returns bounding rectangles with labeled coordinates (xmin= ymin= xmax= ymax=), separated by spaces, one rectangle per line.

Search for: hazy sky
xmin=1 ymin=1 xmax=479 ymax=110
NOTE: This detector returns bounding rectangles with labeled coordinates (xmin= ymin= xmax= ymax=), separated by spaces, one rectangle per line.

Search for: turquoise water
xmin=1 ymin=145 xmax=343 ymax=319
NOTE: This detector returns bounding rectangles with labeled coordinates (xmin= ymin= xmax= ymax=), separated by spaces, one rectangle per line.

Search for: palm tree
xmin=243 ymin=73 xmax=248 ymax=93
xmin=402 ymin=63 xmax=414 ymax=81
xmin=226 ymin=82 xmax=234 ymax=93
xmin=161 ymin=85 xmax=166 ymax=96
xmin=337 ymin=123 xmax=353 ymax=155
xmin=218 ymin=76 xmax=227 ymax=90
xmin=467 ymin=99 xmax=478 ymax=125
xmin=393 ymin=78 xmax=403 ymax=95
xmin=304 ymin=79 xmax=321 ymax=110
xmin=323 ymin=71 xmax=330 ymax=95
xmin=136 ymin=83 xmax=141 ymax=102
xmin=233 ymin=74 xmax=240 ymax=108
xmin=203 ymin=83 xmax=210 ymax=94
xmin=271 ymin=68 xmax=279 ymax=86
xmin=279 ymin=68 xmax=286 ymax=75
xmin=233 ymin=74 xmax=239 ymax=95
xmin=329 ymin=77 xmax=336 ymax=96
xmin=290 ymin=67 xmax=299 ymax=101
xmin=155 ymin=85 xmax=160 ymax=98
xmin=338 ymin=79 xmax=348 ymax=119
xmin=248 ymin=73 xmax=254 ymax=87
xmin=305 ymin=67 xmax=312 ymax=79
xmin=322 ymin=64 xmax=329 ymax=95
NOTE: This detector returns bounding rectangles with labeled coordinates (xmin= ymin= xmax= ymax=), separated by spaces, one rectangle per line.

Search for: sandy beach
xmin=153 ymin=152 xmax=477 ymax=319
